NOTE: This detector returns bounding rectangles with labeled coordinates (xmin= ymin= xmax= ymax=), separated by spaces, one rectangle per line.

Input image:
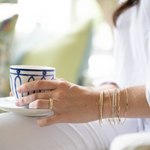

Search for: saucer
xmin=0 ymin=97 xmax=54 ymax=117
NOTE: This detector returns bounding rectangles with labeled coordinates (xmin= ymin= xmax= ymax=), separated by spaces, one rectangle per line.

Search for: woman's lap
xmin=0 ymin=113 xmax=138 ymax=150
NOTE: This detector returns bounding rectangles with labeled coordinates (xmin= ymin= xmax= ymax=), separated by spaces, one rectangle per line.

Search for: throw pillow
xmin=22 ymin=21 xmax=92 ymax=85
xmin=11 ymin=23 xmax=53 ymax=65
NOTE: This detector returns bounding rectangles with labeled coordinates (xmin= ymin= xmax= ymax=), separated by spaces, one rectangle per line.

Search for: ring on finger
xmin=49 ymin=98 xmax=53 ymax=110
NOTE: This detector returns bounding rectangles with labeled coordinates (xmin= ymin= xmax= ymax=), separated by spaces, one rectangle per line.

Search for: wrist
xmin=103 ymin=88 xmax=127 ymax=119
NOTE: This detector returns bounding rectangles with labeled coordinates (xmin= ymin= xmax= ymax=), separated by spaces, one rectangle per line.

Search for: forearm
xmin=102 ymin=85 xmax=150 ymax=119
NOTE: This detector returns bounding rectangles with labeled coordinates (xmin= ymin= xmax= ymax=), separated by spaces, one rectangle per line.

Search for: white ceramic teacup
xmin=10 ymin=65 xmax=55 ymax=101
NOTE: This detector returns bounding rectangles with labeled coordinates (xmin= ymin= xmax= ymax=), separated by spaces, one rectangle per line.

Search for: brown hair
xmin=113 ymin=0 xmax=139 ymax=26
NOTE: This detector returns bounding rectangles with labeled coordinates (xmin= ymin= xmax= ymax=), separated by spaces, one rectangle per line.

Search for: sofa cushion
xmin=22 ymin=21 xmax=92 ymax=85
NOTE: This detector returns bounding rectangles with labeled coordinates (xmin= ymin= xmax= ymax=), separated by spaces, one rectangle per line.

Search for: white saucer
xmin=0 ymin=97 xmax=54 ymax=117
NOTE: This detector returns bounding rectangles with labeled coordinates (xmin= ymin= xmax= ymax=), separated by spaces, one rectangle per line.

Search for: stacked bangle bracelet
xmin=107 ymin=90 xmax=112 ymax=125
xmin=121 ymin=88 xmax=129 ymax=125
xmin=117 ymin=89 xmax=121 ymax=124
xmin=99 ymin=90 xmax=103 ymax=127
xmin=99 ymin=88 xmax=129 ymax=127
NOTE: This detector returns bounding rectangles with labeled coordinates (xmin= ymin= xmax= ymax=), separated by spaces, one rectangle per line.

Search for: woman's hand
xmin=16 ymin=79 xmax=100 ymax=127
xmin=10 ymin=91 xmax=13 ymax=97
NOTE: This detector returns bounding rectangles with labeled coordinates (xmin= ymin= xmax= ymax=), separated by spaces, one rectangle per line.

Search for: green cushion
xmin=22 ymin=21 xmax=92 ymax=84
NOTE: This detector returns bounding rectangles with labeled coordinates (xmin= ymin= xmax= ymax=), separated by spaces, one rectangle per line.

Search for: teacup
xmin=10 ymin=65 xmax=55 ymax=100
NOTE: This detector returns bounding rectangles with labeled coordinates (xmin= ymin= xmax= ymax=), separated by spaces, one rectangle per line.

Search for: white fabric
xmin=0 ymin=113 xmax=138 ymax=150
xmin=114 ymin=0 xmax=150 ymax=88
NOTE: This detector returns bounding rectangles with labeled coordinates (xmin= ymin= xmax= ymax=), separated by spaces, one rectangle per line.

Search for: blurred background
xmin=0 ymin=0 xmax=118 ymax=97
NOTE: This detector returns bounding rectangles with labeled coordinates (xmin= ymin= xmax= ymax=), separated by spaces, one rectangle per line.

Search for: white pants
xmin=0 ymin=113 xmax=138 ymax=150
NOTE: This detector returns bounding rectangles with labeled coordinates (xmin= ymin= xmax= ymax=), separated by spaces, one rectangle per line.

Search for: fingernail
xmin=15 ymin=100 xmax=19 ymax=106
xmin=10 ymin=92 xmax=13 ymax=97
xmin=17 ymin=87 xmax=21 ymax=93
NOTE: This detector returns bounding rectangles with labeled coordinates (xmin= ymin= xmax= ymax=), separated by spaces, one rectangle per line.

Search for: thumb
xmin=36 ymin=113 xmax=61 ymax=127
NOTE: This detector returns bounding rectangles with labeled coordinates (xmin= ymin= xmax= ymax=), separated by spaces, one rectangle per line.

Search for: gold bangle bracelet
xmin=121 ymin=88 xmax=129 ymax=125
xmin=112 ymin=88 xmax=117 ymax=125
xmin=107 ymin=90 xmax=112 ymax=125
xmin=115 ymin=89 xmax=117 ymax=124
xmin=99 ymin=90 xmax=103 ymax=127
xmin=117 ymin=89 xmax=121 ymax=124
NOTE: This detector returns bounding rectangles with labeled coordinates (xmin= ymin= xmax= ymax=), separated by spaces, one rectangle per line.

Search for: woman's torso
xmin=114 ymin=0 xmax=150 ymax=88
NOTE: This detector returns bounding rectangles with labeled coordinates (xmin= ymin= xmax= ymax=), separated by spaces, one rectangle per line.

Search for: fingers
xmin=29 ymin=99 xmax=56 ymax=109
xmin=54 ymin=77 xmax=65 ymax=81
xmin=16 ymin=92 xmax=52 ymax=106
xmin=29 ymin=99 xmax=62 ymax=112
xmin=10 ymin=91 xmax=13 ymax=97
xmin=17 ymin=80 xmax=59 ymax=93
xmin=36 ymin=113 xmax=62 ymax=127
xmin=29 ymin=99 xmax=50 ymax=109
xmin=15 ymin=91 xmax=62 ymax=111
xmin=57 ymin=78 xmax=66 ymax=81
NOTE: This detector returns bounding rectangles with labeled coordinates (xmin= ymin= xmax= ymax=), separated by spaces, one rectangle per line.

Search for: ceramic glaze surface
xmin=10 ymin=65 xmax=55 ymax=100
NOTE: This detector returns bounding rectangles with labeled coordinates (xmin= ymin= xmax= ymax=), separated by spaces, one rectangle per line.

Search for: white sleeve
xmin=92 ymin=72 xmax=119 ymax=87
xmin=146 ymin=81 xmax=150 ymax=107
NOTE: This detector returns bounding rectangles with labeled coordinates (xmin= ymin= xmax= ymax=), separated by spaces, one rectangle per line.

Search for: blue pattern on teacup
xmin=14 ymin=70 xmax=23 ymax=99
xmin=10 ymin=67 xmax=55 ymax=100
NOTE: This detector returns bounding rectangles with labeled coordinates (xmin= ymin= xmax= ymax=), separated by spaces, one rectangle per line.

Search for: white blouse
xmin=94 ymin=0 xmax=150 ymax=131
